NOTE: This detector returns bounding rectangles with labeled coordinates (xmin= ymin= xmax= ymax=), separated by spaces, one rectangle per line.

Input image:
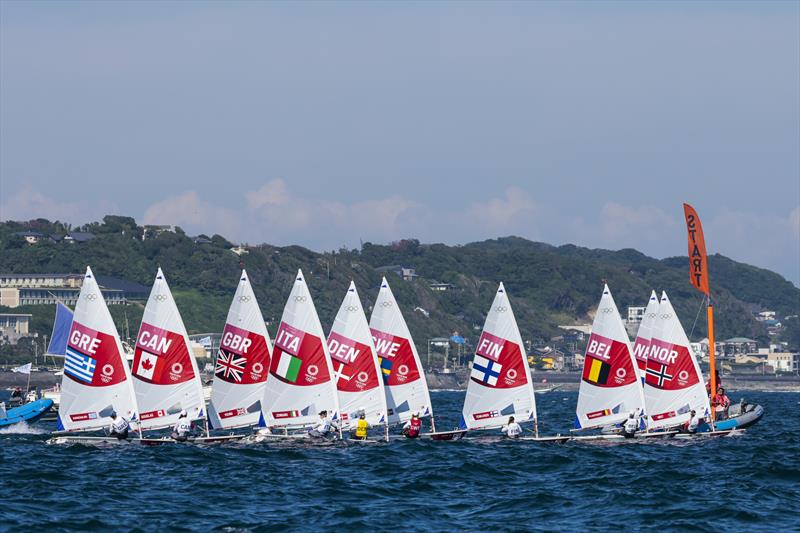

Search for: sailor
xmin=171 ymin=410 xmax=194 ymax=442
xmin=109 ymin=411 xmax=130 ymax=440
xmin=501 ymin=416 xmax=522 ymax=438
xmin=354 ymin=412 xmax=370 ymax=441
xmin=622 ymin=412 xmax=638 ymax=438
xmin=308 ymin=410 xmax=332 ymax=439
xmin=713 ymin=387 xmax=731 ymax=420
xmin=402 ymin=413 xmax=422 ymax=439
xmin=686 ymin=410 xmax=702 ymax=433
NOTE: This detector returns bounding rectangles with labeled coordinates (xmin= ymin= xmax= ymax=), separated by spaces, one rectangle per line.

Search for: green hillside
xmin=1 ymin=217 xmax=798 ymax=363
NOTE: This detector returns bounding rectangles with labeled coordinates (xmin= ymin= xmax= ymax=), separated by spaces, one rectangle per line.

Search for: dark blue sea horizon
xmin=1 ymin=390 xmax=798 ymax=532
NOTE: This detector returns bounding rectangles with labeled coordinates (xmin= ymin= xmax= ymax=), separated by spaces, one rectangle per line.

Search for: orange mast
xmin=683 ymin=203 xmax=716 ymax=422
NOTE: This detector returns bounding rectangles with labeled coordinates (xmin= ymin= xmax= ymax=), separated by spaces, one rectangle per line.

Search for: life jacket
xmin=355 ymin=419 xmax=369 ymax=438
xmin=112 ymin=417 xmax=129 ymax=433
xmin=407 ymin=417 xmax=421 ymax=437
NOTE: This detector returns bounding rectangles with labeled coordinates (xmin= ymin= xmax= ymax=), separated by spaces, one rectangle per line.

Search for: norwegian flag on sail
xmin=645 ymin=338 xmax=699 ymax=391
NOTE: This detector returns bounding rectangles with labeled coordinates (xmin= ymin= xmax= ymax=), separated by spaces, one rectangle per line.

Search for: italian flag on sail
xmin=276 ymin=352 xmax=301 ymax=383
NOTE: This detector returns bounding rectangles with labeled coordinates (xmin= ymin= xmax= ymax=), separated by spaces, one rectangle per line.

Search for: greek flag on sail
xmin=65 ymin=347 xmax=97 ymax=384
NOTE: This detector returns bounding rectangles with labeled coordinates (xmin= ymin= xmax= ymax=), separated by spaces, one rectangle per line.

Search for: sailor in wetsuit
xmin=172 ymin=410 xmax=193 ymax=442
xmin=686 ymin=410 xmax=702 ymax=434
xmin=353 ymin=412 xmax=370 ymax=441
xmin=501 ymin=416 xmax=523 ymax=438
xmin=402 ymin=413 xmax=422 ymax=439
xmin=622 ymin=412 xmax=638 ymax=438
xmin=109 ymin=411 xmax=130 ymax=440
xmin=308 ymin=410 xmax=333 ymax=439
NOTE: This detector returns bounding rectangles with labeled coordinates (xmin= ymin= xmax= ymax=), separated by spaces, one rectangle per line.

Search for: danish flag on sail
xmin=461 ymin=283 xmax=536 ymax=430
xmin=209 ymin=270 xmax=272 ymax=430
xmin=57 ymin=267 xmax=139 ymax=432
xmin=631 ymin=291 xmax=659 ymax=385
xmin=131 ymin=268 xmax=206 ymax=430
xmin=575 ymin=285 xmax=644 ymax=429
xmin=261 ymin=270 xmax=339 ymax=429
xmin=327 ymin=282 xmax=388 ymax=428
xmin=643 ymin=292 xmax=711 ymax=429
xmin=369 ymin=277 xmax=433 ymax=424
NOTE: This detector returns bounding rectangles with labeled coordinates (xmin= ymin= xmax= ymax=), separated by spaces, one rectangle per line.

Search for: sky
xmin=1 ymin=1 xmax=798 ymax=285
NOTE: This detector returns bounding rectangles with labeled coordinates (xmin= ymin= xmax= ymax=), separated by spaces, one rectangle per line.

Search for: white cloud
xmin=599 ymin=202 xmax=677 ymax=241
xmin=0 ymin=185 xmax=82 ymax=222
xmin=468 ymin=186 xmax=536 ymax=229
xmin=790 ymin=206 xmax=800 ymax=238
xmin=142 ymin=190 xmax=241 ymax=237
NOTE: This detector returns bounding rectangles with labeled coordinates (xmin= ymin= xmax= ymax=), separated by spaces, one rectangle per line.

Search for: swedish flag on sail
xmin=379 ymin=357 xmax=393 ymax=383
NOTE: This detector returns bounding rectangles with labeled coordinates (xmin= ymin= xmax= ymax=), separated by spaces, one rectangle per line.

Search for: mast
xmin=683 ymin=203 xmax=715 ymax=424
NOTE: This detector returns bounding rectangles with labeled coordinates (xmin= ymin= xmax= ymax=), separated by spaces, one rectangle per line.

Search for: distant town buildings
xmin=0 ymin=273 xmax=148 ymax=308
xmin=625 ymin=306 xmax=646 ymax=336
xmin=230 ymin=244 xmax=249 ymax=256
xmin=0 ymin=313 xmax=32 ymax=345
xmin=142 ymin=225 xmax=175 ymax=240
xmin=375 ymin=265 xmax=418 ymax=281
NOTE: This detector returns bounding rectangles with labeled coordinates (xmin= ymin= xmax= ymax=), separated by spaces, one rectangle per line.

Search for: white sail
xmin=131 ymin=268 xmax=206 ymax=431
xmin=631 ymin=290 xmax=659 ymax=385
xmin=261 ymin=269 xmax=340 ymax=429
xmin=462 ymin=283 xmax=536 ymax=430
xmin=57 ymin=267 xmax=139 ymax=432
xmin=575 ymin=285 xmax=644 ymax=429
xmin=644 ymin=291 xmax=711 ymax=429
xmin=209 ymin=270 xmax=272 ymax=429
xmin=328 ymin=281 xmax=388 ymax=429
xmin=369 ymin=277 xmax=433 ymax=425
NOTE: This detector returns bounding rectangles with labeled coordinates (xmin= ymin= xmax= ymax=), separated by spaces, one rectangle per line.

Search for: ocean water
xmin=1 ymin=391 xmax=798 ymax=532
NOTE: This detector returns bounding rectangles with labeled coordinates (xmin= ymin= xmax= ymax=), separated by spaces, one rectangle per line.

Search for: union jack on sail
xmin=215 ymin=349 xmax=247 ymax=382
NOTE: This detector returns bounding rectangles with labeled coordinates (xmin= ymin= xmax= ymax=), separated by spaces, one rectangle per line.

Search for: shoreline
xmin=1 ymin=370 xmax=798 ymax=394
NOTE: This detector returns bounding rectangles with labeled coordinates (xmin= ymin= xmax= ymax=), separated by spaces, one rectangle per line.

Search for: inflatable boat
xmin=0 ymin=399 xmax=54 ymax=428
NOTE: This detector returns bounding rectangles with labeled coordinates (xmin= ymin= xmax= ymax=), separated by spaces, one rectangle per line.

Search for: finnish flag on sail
xmin=471 ymin=355 xmax=502 ymax=386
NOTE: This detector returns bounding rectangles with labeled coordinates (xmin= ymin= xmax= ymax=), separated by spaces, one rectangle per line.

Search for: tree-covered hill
xmin=1 ymin=217 xmax=798 ymax=357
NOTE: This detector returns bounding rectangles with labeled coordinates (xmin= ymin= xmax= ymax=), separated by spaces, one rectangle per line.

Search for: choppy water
xmin=1 ymin=391 xmax=798 ymax=532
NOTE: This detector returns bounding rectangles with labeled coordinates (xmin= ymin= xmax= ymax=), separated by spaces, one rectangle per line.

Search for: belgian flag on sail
xmin=582 ymin=356 xmax=611 ymax=385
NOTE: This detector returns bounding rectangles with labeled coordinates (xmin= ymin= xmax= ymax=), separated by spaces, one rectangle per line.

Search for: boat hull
xmin=421 ymin=429 xmax=467 ymax=441
xmin=711 ymin=404 xmax=764 ymax=431
xmin=0 ymin=399 xmax=54 ymax=428
xmin=47 ymin=434 xmax=246 ymax=445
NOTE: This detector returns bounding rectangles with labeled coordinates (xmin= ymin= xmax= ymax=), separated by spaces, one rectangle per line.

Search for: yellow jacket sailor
xmin=354 ymin=412 xmax=370 ymax=440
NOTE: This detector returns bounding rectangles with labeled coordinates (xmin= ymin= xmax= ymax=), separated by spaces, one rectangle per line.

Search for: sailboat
xmin=631 ymin=291 xmax=659 ymax=386
xmin=47 ymin=267 xmax=139 ymax=444
xmin=128 ymin=268 xmax=233 ymax=443
xmin=38 ymin=301 xmax=75 ymax=408
xmin=573 ymin=284 xmax=645 ymax=438
xmin=208 ymin=270 xmax=272 ymax=431
xmin=257 ymin=269 xmax=341 ymax=440
xmin=328 ymin=281 xmax=389 ymax=441
xmin=643 ymin=291 xmax=711 ymax=433
xmin=369 ymin=276 xmax=436 ymax=432
xmin=460 ymin=283 xmax=566 ymax=442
